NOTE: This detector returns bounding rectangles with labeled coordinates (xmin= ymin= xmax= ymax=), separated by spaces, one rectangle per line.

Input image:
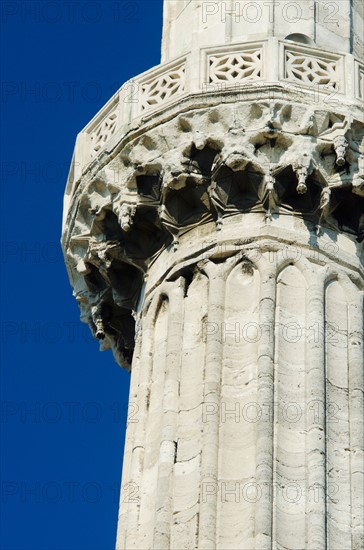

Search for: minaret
xmin=62 ymin=1 xmax=364 ymax=548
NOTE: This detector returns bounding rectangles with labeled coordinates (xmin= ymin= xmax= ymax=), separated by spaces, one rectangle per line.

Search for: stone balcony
xmin=63 ymin=38 xmax=364 ymax=228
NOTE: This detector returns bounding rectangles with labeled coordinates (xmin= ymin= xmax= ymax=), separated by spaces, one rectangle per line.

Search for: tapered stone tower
xmin=62 ymin=1 xmax=364 ymax=548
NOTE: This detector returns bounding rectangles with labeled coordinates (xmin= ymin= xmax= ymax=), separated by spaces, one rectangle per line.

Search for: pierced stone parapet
xmin=140 ymin=60 xmax=186 ymax=110
xmin=63 ymin=39 xmax=363 ymax=200
xmin=208 ymin=47 xmax=262 ymax=83
xmin=284 ymin=46 xmax=341 ymax=90
xmin=358 ymin=61 xmax=364 ymax=100
xmin=90 ymin=110 xmax=118 ymax=155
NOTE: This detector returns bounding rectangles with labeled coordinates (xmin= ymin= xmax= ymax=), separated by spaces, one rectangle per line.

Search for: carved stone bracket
xmin=118 ymin=203 xmax=137 ymax=232
xmin=293 ymin=155 xmax=314 ymax=194
xmin=333 ymin=135 xmax=349 ymax=166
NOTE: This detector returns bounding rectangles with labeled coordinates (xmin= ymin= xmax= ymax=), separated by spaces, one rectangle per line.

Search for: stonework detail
xmin=66 ymin=40 xmax=363 ymax=167
xmin=115 ymin=254 xmax=363 ymax=550
xmin=208 ymin=48 xmax=262 ymax=83
xmin=62 ymin=1 xmax=364 ymax=548
xmin=90 ymin=108 xmax=118 ymax=156
xmin=359 ymin=63 xmax=364 ymax=99
xmin=63 ymin=98 xmax=364 ymax=391
xmin=141 ymin=62 xmax=186 ymax=110
xmin=285 ymin=47 xmax=340 ymax=90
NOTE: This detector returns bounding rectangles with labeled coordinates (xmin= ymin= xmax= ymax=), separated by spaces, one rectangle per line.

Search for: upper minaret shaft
xmin=162 ymin=0 xmax=363 ymax=63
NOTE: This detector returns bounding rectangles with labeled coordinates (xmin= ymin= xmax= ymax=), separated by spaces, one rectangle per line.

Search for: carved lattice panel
xmin=285 ymin=49 xmax=339 ymax=90
xmin=208 ymin=49 xmax=262 ymax=83
xmin=359 ymin=65 xmax=364 ymax=99
xmin=141 ymin=63 xmax=186 ymax=110
xmin=91 ymin=111 xmax=118 ymax=155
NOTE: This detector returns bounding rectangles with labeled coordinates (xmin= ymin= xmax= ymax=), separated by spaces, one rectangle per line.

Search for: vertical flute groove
xmin=306 ymin=271 xmax=326 ymax=550
xmin=124 ymin=293 xmax=160 ymax=549
xmin=348 ymin=290 xmax=364 ymax=550
xmin=153 ymin=279 xmax=185 ymax=549
xmin=198 ymin=262 xmax=226 ymax=550
xmin=254 ymin=257 xmax=277 ymax=550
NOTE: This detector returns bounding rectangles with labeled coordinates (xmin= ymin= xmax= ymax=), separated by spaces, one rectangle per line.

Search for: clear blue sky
xmin=1 ymin=2 xmax=163 ymax=548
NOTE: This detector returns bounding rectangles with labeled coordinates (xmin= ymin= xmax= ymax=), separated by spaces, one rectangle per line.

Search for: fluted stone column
xmin=62 ymin=1 xmax=363 ymax=548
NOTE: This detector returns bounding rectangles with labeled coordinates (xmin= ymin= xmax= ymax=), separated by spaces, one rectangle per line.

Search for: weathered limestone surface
xmin=62 ymin=1 xmax=363 ymax=549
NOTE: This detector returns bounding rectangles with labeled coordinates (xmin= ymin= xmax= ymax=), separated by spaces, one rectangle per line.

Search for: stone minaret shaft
xmin=62 ymin=1 xmax=364 ymax=549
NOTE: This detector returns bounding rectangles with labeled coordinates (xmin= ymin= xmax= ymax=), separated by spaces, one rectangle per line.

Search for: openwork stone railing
xmin=358 ymin=62 xmax=364 ymax=99
xmin=207 ymin=45 xmax=263 ymax=83
xmin=284 ymin=44 xmax=341 ymax=90
xmin=140 ymin=59 xmax=186 ymax=110
xmin=64 ymin=38 xmax=363 ymax=217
